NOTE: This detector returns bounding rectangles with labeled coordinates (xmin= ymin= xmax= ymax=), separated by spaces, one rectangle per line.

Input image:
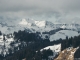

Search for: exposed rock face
xmin=54 ymin=48 xmax=77 ymax=60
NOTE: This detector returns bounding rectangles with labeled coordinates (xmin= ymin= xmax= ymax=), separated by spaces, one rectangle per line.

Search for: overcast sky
xmin=0 ymin=0 xmax=80 ymax=23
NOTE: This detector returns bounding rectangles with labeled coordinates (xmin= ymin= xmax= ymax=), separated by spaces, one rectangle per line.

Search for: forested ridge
xmin=0 ymin=30 xmax=80 ymax=60
xmin=0 ymin=30 xmax=61 ymax=60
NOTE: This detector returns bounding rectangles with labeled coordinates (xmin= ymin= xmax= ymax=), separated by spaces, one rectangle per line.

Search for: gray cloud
xmin=0 ymin=0 xmax=80 ymax=23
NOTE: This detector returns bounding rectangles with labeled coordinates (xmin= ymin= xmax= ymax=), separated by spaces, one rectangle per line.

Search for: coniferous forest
xmin=0 ymin=30 xmax=61 ymax=60
xmin=0 ymin=30 xmax=80 ymax=60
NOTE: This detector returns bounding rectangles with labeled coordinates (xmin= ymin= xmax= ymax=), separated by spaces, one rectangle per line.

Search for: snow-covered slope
xmin=0 ymin=34 xmax=24 ymax=57
xmin=50 ymin=30 xmax=79 ymax=41
xmin=41 ymin=44 xmax=61 ymax=52
xmin=41 ymin=44 xmax=61 ymax=59
xmin=0 ymin=35 xmax=14 ymax=57
xmin=19 ymin=19 xmax=32 ymax=26
xmin=35 ymin=21 xmax=46 ymax=27
xmin=61 ymin=24 xmax=77 ymax=30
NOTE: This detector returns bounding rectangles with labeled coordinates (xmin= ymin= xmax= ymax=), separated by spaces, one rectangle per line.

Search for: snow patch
xmin=41 ymin=44 xmax=61 ymax=53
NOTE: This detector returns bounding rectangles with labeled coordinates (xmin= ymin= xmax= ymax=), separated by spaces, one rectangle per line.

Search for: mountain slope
xmin=50 ymin=30 xmax=79 ymax=41
xmin=0 ymin=18 xmax=80 ymax=34
xmin=41 ymin=44 xmax=61 ymax=59
xmin=41 ymin=44 xmax=61 ymax=52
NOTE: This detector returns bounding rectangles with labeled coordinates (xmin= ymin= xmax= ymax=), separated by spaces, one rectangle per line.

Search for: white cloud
xmin=0 ymin=0 xmax=80 ymax=23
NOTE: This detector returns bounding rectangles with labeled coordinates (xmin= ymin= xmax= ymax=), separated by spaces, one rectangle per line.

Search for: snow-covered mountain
xmin=0 ymin=18 xmax=55 ymax=34
xmin=0 ymin=18 xmax=80 ymax=41
xmin=0 ymin=18 xmax=80 ymax=59
xmin=0 ymin=18 xmax=79 ymax=33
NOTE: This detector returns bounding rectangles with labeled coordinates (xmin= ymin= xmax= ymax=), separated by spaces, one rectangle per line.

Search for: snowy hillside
xmin=50 ymin=30 xmax=79 ymax=41
xmin=0 ymin=34 xmax=26 ymax=57
xmin=41 ymin=44 xmax=61 ymax=58
xmin=41 ymin=44 xmax=61 ymax=52
xmin=61 ymin=24 xmax=77 ymax=30
xmin=0 ymin=35 xmax=14 ymax=57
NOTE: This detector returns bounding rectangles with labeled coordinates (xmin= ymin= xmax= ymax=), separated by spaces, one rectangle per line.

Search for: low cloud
xmin=0 ymin=0 xmax=80 ymax=23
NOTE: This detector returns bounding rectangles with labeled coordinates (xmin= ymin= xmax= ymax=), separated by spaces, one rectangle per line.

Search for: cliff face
xmin=54 ymin=48 xmax=77 ymax=60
